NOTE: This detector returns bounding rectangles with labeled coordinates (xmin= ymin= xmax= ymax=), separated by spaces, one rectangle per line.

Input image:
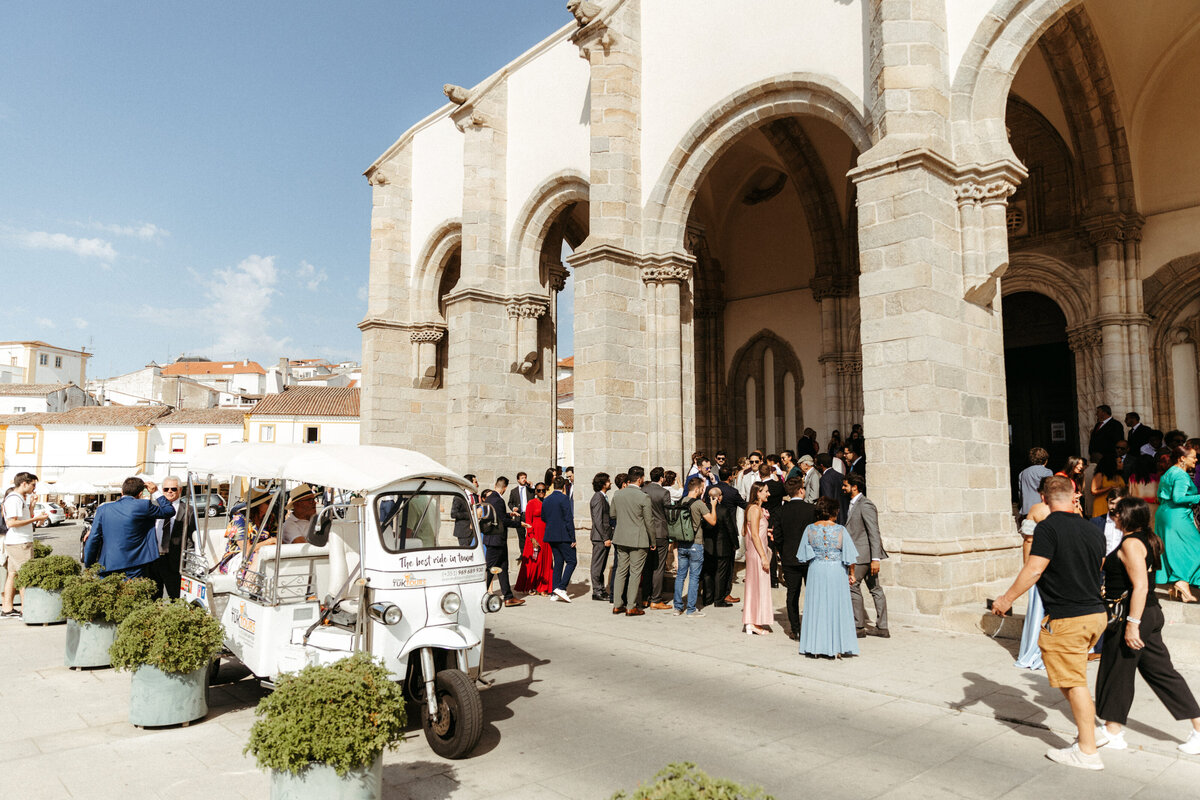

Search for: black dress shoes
xmin=867 ymin=627 xmax=891 ymax=638
xmin=856 ymin=628 xmax=867 ymax=638
xmin=714 ymin=601 xmax=732 ymax=608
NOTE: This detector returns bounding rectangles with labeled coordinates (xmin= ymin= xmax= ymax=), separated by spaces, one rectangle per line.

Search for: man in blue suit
xmin=84 ymin=476 xmax=176 ymax=578
xmin=541 ymin=477 xmax=576 ymax=602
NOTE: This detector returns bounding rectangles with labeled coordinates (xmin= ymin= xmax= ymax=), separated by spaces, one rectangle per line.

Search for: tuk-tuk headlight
xmin=483 ymin=593 xmax=503 ymax=613
xmin=440 ymin=592 xmax=461 ymax=615
xmin=368 ymin=602 xmax=402 ymax=626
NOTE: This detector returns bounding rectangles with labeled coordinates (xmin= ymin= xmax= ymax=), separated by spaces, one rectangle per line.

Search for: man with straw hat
xmin=281 ymin=484 xmax=317 ymax=544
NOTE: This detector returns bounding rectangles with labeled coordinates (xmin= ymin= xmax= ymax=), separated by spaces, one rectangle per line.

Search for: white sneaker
xmin=1098 ymin=727 xmax=1127 ymax=750
xmin=1046 ymin=743 xmax=1104 ymax=770
xmin=1179 ymin=730 xmax=1200 ymax=756
xmin=687 ymin=610 xmax=706 ymax=618
xmin=553 ymin=588 xmax=572 ymax=603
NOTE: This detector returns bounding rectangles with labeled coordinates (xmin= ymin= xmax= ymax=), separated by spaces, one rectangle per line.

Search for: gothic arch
xmin=642 ymin=73 xmax=871 ymax=257
xmin=506 ymin=170 xmax=589 ymax=293
xmin=1002 ymin=252 xmax=1092 ymax=329
xmin=1146 ymin=253 xmax=1200 ymax=428
xmin=414 ymin=218 xmax=462 ymax=324
xmin=728 ymin=330 xmax=805 ymax=458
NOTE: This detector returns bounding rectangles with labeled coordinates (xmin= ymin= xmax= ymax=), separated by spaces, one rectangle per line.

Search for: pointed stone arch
xmin=506 ymin=169 xmax=589 ymax=294
xmin=1146 ymin=253 xmax=1200 ymax=428
xmin=413 ymin=218 xmax=463 ymax=324
xmin=728 ymin=330 xmax=805 ymax=457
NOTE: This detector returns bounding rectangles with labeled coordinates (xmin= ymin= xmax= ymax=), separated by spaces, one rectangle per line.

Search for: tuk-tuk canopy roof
xmin=187 ymin=443 xmax=472 ymax=494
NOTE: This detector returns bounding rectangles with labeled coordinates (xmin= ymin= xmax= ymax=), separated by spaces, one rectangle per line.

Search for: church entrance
xmin=1003 ymin=291 xmax=1078 ymax=497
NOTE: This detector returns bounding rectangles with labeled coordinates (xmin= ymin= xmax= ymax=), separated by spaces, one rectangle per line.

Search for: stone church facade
xmin=360 ymin=0 xmax=1200 ymax=625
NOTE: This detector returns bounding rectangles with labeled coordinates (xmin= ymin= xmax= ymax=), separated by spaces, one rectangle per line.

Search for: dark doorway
xmin=1003 ymin=292 xmax=1078 ymax=501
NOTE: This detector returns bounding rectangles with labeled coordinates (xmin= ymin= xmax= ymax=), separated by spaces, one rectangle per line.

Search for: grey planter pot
xmin=22 ymin=587 xmax=64 ymax=625
xmin=65 ymin=619 xmax=118 ymax=668
xmin=129 ymin=664 xmax=208 ymax=727
xmin=268 ymin=756 xmax=383 ymax=800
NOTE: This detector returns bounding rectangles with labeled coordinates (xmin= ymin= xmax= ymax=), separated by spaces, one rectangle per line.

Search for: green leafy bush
xmin=32 ymin=541 xmax=53 ymax=559
xmin=110 ymin=600 xmax=225 ymax=674
xmin=246 ymin=652 xmax=406 ymax=776
xmin=612 ymin=763 xmax=774 ymax=800
xmin=14 ymin=555 xmax=81 ymax=591
xmin=61 ymin=567 xmax=157 ymax=625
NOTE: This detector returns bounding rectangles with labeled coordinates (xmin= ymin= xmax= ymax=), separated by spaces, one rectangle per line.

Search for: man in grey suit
xmin=610 ymin=465 xmax=655 ymax=616
xmin=589 ymin=472 xmax=613 ymax=601
xmin=641 ymin=467 xmax=673 ymax=609
xmin=843 ymin=472 xmax=889 ymax=638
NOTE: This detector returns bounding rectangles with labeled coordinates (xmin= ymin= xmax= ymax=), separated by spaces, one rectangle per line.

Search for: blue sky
xmin=0 ymin=2 xmax=571 ymax=379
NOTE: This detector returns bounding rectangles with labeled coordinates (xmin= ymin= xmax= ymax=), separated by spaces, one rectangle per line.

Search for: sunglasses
xmin=162 ymin=487 xmax=180 ymax=492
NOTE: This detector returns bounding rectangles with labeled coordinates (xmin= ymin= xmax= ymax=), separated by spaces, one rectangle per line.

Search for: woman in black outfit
xmin=1094 ymin=497 xmax=1200 ymax=754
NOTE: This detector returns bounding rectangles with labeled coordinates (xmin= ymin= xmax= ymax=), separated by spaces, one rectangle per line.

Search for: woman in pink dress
xmin=742 ymin=481 xmax=774 ymax=635
xmin=515 ymin=483 xmax=553 ymax=595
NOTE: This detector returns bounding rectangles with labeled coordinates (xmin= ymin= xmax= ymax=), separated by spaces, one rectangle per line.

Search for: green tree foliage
xmin=109 ymin=600 xmax=225 ymax=674
xmin=611 ymin=763 xmax=775 ymax=800
xmin=61 ymin=567 xmax=157 ymax=625
xmin=14 ymin=554 xmax=81 ymax=591
xmin=32 ymin=541 xmax=53 ymax=559
xmin=246 ymin=652 xmax=407 ymax=777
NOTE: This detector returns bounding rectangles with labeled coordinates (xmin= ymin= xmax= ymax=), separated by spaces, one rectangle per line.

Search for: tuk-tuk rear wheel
xmin=420 ymin=668 xmax=482 ymax=759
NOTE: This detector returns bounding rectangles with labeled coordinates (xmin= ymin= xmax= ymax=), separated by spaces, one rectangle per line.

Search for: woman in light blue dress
xmin=797 ymin=496 xmax=859 ymax=658
xmin=1014 ymin=508 xmax=1048 ymax=670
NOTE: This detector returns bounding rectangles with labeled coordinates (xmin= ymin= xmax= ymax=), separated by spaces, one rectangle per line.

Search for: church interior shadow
xmin=951 ymin=671 xmax=1061 ymax=745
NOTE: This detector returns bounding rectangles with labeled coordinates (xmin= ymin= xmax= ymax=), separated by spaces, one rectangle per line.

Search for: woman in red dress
xmin=515 ymin=483 xmax=554 ymax=595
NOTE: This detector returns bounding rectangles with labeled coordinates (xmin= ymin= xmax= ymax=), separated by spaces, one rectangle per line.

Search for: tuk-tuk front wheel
xmin=421 ymin=668 xmax=482 ymax=759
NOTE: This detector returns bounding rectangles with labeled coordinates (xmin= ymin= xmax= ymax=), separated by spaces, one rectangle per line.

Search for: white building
xmin=246 ymin=386 xmax=360 ymax=446
xmin=161 ymin=359 xmax=267 ymax=397
xmin=89 ymin=363 xmax=220 ymax=409
xmin=146 ymin=408 xmax=248 ymax=475
xmin=0 ymin=383 xmax=94 ymax=414
xmin=0 ymin=340 xmax=91 ymax=386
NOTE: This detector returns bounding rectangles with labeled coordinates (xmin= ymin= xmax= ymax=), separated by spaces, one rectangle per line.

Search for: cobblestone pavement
xmin=3 ymin=530 xmax=1200 ymax=799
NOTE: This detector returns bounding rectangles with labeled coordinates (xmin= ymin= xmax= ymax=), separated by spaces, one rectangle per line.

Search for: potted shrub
xmin=611 ymin=763 xmax=775 ymax=800
xmin=13 ymin=554 xmax=81 ymax=625
xmin=0 ymin=540 xmax=49 ymax=593
xmin=110 ymin=599 xmax=225 ymax=727
xmin=246 ymin=652 xmax=406 ymax=799
xmin=61 ymin=567 xmax=157 ymax=668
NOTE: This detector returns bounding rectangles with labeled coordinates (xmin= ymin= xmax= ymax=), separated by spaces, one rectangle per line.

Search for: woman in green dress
xmin=1156 ymin=444 xmax=1200 ymax=603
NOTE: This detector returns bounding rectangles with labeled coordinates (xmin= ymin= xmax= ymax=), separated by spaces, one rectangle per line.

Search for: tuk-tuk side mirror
xmin=306 ymin=507 xmax=334 ymax=547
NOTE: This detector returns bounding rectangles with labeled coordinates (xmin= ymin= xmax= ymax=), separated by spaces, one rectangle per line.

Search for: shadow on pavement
xmin=205 ymin=658 xmax=268 ymax=721
xmin=383 ymin=759 xmax=459 ymax=798
xmin=952 ymin=671 xmax=1063 ymax=745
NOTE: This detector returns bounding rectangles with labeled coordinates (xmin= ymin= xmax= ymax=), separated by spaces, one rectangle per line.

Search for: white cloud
xmin=83 ymin=221 xmax=168 ymax=241
xmin=73 ymin=318 xmax=89 ymax=330
xmin=36 ymin=317 xmax=55 ymax=328
xmin=297 ymin=260 xmax=327 ymax=291
xmin=15 ymin=230 xmax=116 ymax=261
xmin=205 ymin=255 xmax=290 ymax=356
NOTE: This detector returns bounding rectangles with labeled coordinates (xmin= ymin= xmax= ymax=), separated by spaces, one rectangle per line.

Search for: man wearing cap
xmin=281 ymin=485 xmax=317 ymax=544
xmin=85 ymin=476 xmax=176 ymax=579
xmin=800 ymin=455 xmax=820 ymax=502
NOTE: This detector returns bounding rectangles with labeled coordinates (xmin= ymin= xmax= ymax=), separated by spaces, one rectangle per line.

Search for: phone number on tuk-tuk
xmin=389 ymin=565 xmax=486 ymax=588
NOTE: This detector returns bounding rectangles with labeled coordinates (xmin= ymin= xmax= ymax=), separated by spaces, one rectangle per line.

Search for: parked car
xmin=191 ymin=492 xmax=227 ymax=517
xmin=33 ymin=502 xmax=67 ymax=527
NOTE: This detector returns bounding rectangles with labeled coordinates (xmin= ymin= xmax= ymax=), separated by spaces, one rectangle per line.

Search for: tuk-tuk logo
xmin=392 ymin=573 xmax=427 ymax=588
xmin=231 ymin=603 xmax=257 ymax=634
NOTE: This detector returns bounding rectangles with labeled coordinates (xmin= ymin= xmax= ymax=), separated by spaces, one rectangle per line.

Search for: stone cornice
xmin=567 ymin=241 xmax=641 ymax=270
xmin=1080 ymin=213 xmax=1146 ymax=246
xmin=850 ymin=144 xmax=960 ymax=185
xmin=357 ymin=316 xmax=410 ymax=333
xmin=441 ymin=287 xmax=509 ymax=307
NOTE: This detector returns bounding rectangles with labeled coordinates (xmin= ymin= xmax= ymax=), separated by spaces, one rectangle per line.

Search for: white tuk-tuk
xmin=180 ymin=443 xmax=501 ymax=759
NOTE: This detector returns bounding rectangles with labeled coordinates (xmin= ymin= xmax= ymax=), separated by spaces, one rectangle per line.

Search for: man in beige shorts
xmin=993 ymin=475 xmax=1108 ymax=770
xmin=3 ymin=472 xmax=51 ymax=619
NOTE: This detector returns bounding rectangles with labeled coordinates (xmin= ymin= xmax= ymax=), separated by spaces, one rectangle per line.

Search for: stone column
xmin=409 ymin=327 xmax=445 ymax=390
xmin=643 ymin=256 xmax=693 ymax=475
xmin=1068 ymin=325 xmax=1103 ymax=441
xmin=568 ymin=3 xmax=650 ymax=478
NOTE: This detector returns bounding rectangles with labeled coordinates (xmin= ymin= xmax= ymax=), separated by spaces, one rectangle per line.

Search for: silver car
xmin=33 ymin=502 xmax=67 ymax=527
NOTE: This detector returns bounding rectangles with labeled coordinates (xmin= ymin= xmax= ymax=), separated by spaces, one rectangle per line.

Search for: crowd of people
xmin=999 ymin=405 xmax=1200 ymax=769
xmin=470 ymin=427 xmax=884 ymax=659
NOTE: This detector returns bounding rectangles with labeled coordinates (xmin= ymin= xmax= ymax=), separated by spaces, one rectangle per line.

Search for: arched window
xmin=728 ymin=331 xmax=804 ymax=456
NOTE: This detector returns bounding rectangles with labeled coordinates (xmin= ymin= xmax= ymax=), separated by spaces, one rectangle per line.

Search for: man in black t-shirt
xmin=993 ymin=475 xmax=1107 ymax=771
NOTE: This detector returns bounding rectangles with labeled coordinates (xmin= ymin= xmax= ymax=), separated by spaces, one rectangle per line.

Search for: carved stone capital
xmin=547 ymin=262 xmax=570 ymax=293
xmin=1067 ymin=327 xmax=1103 ymax=353
xmin=955 ymin=180 xmax=1016 ymax=204
xmin=409 ymin=328 xmax=445 ymax=344
xmin=811 ymin=274 xmax=854 ymax=302
xmin=641 ymin=264 xmax=691 ymax=284
xmin=506 ymin=300 xmax=549 ymax=319
xmin=1081 ymin=213 xmax=1145 ymax=247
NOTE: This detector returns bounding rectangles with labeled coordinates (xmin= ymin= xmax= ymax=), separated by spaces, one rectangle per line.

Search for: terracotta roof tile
xmin=557 ymin=375 xmax=573 ymax=396
xmin=0 ymin=383 xmax=75 ymax=396
xmin=558 ymin=356 xmax=574 ymax=368
xmin=557 ymin=408 xmax=574 ymax=431
xmin=157 ymin=409 xmax=248 ymax=426
xmin=162 ymin=360 xmax=266 ymax=376
xmin=250 ymin=386 xmax=359 ymax=418
xmin=6 ymin=405 xmax=171 ymax=427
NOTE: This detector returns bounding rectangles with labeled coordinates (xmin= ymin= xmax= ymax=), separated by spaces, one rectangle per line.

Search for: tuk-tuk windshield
xmin=376 ymin=490 xmax=471 ymax=552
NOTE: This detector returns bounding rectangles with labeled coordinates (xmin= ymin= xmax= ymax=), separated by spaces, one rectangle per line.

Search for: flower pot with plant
xmin=61 ymin=567 xmax=157 ymax=668
xmin=14 ymin=554 xmax=82 ymax=625
xmin=611 ymin=763 xmax=775 ymax=800
xmin=110 ymin=599 xmax=225 ymax=727
xmin=0 ymin=539 xmax=51 ymax=599
xmin=247 ymin=652 xmax=406 ymax=799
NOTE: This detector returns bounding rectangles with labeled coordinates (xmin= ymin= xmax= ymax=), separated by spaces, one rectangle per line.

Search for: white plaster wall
xmin=0 ymin=397 xmax=49 ymax=414
xmin=722 ymin=289 xmax=827 ymax=440
xmin=640 ymin=0 xmax=868 ymax=206
xmin=147 ymin=424 xmax=244 ymax=474
xmin=945 ymin=0 xmax=997 ymax=88
xmin=1140 ymin=206 xmax=1200 ymax=278
xmin=410 ymin=116 xmax=464 ymax=275
xmin=13 ymin=427 xmax=147 ymax=485
xmin=247 ymin=418 xmax=361 ymax=446
xmin=506 ymin=38 xmax=591 ymax=246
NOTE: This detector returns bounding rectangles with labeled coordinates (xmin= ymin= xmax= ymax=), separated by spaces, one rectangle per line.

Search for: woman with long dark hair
xmin=1090 ymin=455 xmax=1126 ymax=517
xmin=1056 ymin=455 xmax=1087 ymax=514
xmin=1156 ymin=444 xmax=1200 ymax=603
xmin=1095 ymin=497 xmax=1200 ymax=754
xmin=741 ymin=481 xmax=773 ymax=635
